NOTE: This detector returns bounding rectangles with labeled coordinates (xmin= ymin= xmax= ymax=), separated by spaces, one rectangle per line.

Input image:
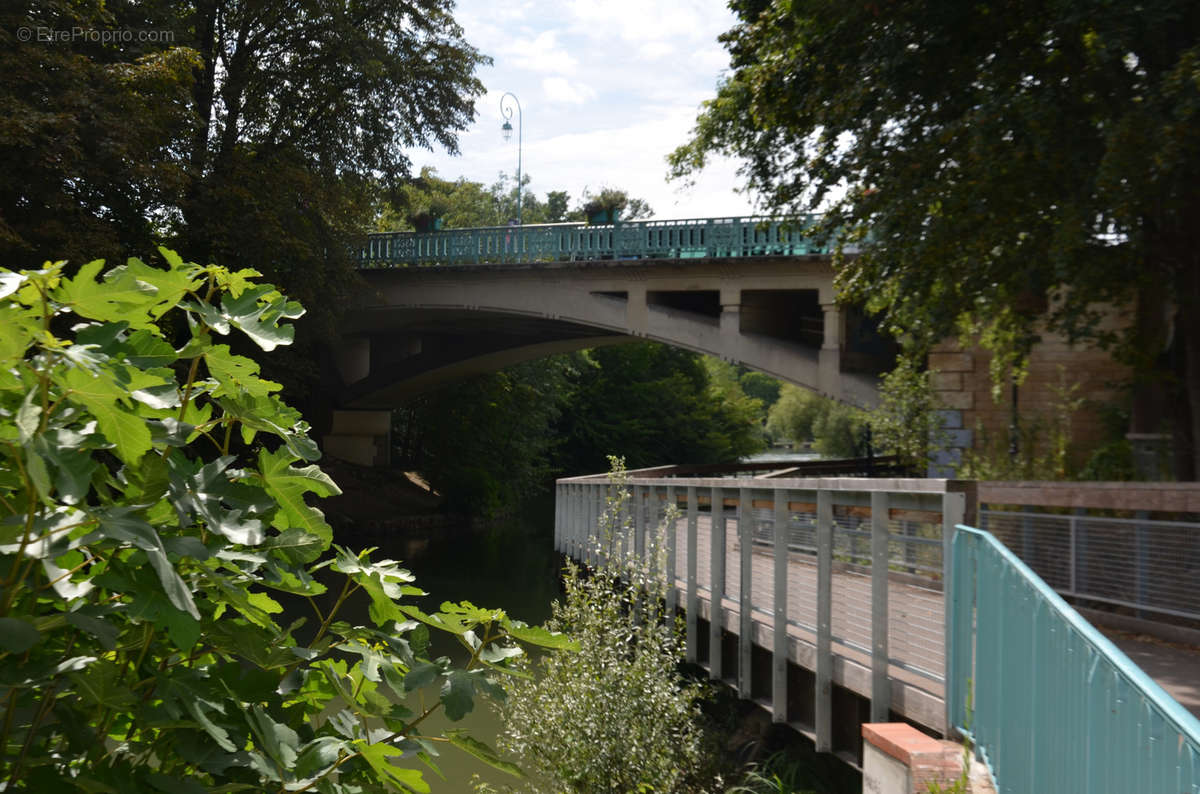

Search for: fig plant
xmin=0 ymin=250 xmax=571 ymax=792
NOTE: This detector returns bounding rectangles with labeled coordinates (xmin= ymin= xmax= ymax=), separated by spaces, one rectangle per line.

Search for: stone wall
xmin=928 ymin=325 xmax=1130 ymax=473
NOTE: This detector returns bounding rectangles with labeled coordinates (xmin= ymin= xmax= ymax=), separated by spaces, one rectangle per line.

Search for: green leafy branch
xmin=0 ymin=250 xmax=568 ymax=793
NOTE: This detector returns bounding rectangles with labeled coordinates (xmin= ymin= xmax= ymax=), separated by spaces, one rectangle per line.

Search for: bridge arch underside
xmin=337 ymin=258 xmax=885 ymax=411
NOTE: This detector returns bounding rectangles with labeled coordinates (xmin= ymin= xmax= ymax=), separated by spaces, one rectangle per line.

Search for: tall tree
xmin=177 ymin=0 xmax=489 ymax=324
xmin=1 ymin=0 xmax=488 ymax=334
xmin=555 ymin=343 xmax=765 ymax=474
xmin=671 ymin=0 xmax=1200 ymax=477
xmin=0 ymin=2 xmax=195 ymax=265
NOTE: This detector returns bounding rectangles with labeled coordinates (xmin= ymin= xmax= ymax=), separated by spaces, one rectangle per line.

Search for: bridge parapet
xmin=359 ymin=215 xmax=833 ymax=267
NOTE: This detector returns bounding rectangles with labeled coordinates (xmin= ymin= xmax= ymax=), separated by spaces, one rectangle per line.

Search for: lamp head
xmin=501 ymin=120 xmax=513 ymax=142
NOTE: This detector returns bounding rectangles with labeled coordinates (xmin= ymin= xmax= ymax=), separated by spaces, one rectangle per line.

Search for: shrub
xmin=484 ymin=459 xmax=721 ymax=794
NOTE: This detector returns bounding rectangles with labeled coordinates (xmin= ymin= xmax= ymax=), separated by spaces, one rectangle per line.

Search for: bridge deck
xmin=556 ymin=474 xmax=1200 ymax=756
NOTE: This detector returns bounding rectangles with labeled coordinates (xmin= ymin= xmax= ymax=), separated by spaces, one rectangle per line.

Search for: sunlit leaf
xmin=446 ymin=730 xmax=525 ymax=778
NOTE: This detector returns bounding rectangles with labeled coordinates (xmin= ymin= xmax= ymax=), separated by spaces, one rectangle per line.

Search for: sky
xmin=405 ymin=0 xmax=761 ymax=221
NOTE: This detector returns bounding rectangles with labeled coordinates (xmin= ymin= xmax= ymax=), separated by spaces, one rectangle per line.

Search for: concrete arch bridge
xmin=324 ymin=217 xmax=897 ymax=465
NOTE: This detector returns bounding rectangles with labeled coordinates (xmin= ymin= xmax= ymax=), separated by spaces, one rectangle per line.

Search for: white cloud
xmin=504 ymin=30 xmax=579 ymax=75
xmin=566 ymin=0 xmax=723 ymax=44
xmin=403 ymin=0 xmax=759 ymax=221
xmin=542 ymin=77 xmax=598 ymax=105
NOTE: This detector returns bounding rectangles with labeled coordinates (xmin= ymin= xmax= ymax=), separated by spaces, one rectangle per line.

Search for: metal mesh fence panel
xmin=982 ymin=510 xmax=1200 ymax=622
xmin=747 ymin=494 xmax=778 ymax=617
xmin=831 ymin=514 xmax=873 ymax=657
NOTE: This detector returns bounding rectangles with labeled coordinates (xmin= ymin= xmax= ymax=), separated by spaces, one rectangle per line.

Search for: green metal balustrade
xmin=358 ymin=215 xmax=830 ymax=267
xmin=948 ymin=525 xmax=1200 ymax=794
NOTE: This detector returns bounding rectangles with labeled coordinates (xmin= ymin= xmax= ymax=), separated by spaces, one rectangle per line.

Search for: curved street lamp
xmin=500 ymin=91 xmax=522 ymax=225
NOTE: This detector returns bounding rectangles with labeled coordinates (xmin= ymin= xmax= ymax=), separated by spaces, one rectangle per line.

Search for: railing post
xmin=686 ymin=486 xmax=699 ymax=663
xmin=815 ymin=489 xmax=833 ymax=752
xmin=942 ymin=490 xmax=966 ymax=736
xmin=666 ymin=485 xmax=678 ymax=616
xmin=1073 ymin=507 xmax=1087 ymax=597
xmin=581 ymin=484 xmax=590 ymax=564
xmin=772 ymin=487 xmax=789 ymax=723
xmin=739 ymin=487 xmax=753 ymax=699
xmin=947 ymin=526 xmax=973 ymax=740
xmin=566 ymin=484 xmax=575 ymax=558
xmin=870 ymin=491 xmax=890 ymax=723
xmin=1069 ymin=512 xmax=1078 ymax=594
xmin=590 ymin=483 xmax=602 ymax=568
xmin=554 ymin=484 xmax=562 ymax=552
xmin=1134 ymin=510 xmax=1148 ymax=619
xmin=577 ymin=483 xmax=587 ymax=561
xmin=635 ymin=484 xmax=646 ymax=560
xmin=710 ymin=486 xmax=726 ymax=681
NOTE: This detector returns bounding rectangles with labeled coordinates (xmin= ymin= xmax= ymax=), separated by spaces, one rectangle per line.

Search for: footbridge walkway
xmin=553 ymin=468 xmax=1200 ymax=792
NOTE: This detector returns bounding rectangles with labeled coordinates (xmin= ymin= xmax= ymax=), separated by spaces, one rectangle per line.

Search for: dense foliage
xmin=379 ymin=169 xmax=653 ymax=230
xmin=671 ymin=0 xmax=1200 ymax=477
xmin=397 ymin=345 xmax=768 ymax=514
xmin=766 ymin=385 xmax=868 ymax=460
xmin=483 ymin=461 xmax=722 ymax=794
xmin=0 ymin=252 xmax=571 ymax=791
xmin=2 ymin=0 xmax=490 ymax=398
xmin=554 ymin=344 xmax=767 ymax=476
xmin=395 ymin=358 xmax=576 ymax=516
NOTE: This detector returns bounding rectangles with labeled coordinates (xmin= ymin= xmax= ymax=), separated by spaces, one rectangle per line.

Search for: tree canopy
xmin=554 ymin=344 xmax=765 ymax=475
xmin=671 ymin=0 xmax=1200 ymax=477
xmin=378 ymin=169 xmax=654 ymax=230
xmin=2 ymin=0 xmax=488 ymax=335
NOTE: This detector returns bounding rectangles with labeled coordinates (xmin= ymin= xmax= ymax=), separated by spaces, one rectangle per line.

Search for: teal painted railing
xmin=358 ymin=215 xmax=828 ymax=266
xmin=949 ymin=525 xmax=1200 ymax=793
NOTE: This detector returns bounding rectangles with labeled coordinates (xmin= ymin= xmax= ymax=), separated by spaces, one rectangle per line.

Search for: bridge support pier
xmin=322 ymin=410 xmax=392 ymax=467
xmin=720 ymin=295 xmax=741 ymax=336
xmin=335 ymin=337 xmax=372 ymax=384
xmin=819 ymin=303 xmax=843 ymax=397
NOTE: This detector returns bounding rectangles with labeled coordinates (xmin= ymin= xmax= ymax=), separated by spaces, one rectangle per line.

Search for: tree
xmin=670 ymin=0 xmax=1200 ymax=477
xmin=766 ymin=385 xmax=868 ymax=459
xmin=572 ymin=187 xmax=654 ymax=222
xmin=0 ymin=251 xmax=570 ymax=791
xmin=176 ymin=0 xmax=489 ymax=327
xmin=555 ymin=344 xmax=765 ymax=474
xmin=1 ymin=0 xmax=491 ymax=397
xmin=378 ymin=170 xmax=575 ymax=230
xmin=0 ymin=2 xmax=195 ymax=266
xmin=397 ymin=358 xmax=576 ymax=516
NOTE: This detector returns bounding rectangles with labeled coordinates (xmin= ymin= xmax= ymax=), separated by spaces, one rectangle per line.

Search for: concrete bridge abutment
xmin=322 ymin=410 xmax=392 ymax=467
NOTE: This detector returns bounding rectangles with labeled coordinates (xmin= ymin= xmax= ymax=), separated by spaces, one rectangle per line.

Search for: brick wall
xmin=929 ymin=322 xmax=1130 ymax=467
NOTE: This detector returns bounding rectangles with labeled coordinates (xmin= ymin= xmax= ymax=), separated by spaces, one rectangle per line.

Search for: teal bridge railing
xmin=358 ymin=215 xmax=829 ymax=267
xmin=949 ymin=525 xmax=1200 ymax=793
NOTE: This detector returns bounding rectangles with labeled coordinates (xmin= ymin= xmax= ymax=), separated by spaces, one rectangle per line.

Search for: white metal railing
xmin=554 ymin=473 xmax=972 ymax=748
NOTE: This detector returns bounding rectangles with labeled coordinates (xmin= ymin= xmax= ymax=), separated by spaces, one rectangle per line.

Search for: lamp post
xmin=500 ymin=91 xmax=522 ymax=225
